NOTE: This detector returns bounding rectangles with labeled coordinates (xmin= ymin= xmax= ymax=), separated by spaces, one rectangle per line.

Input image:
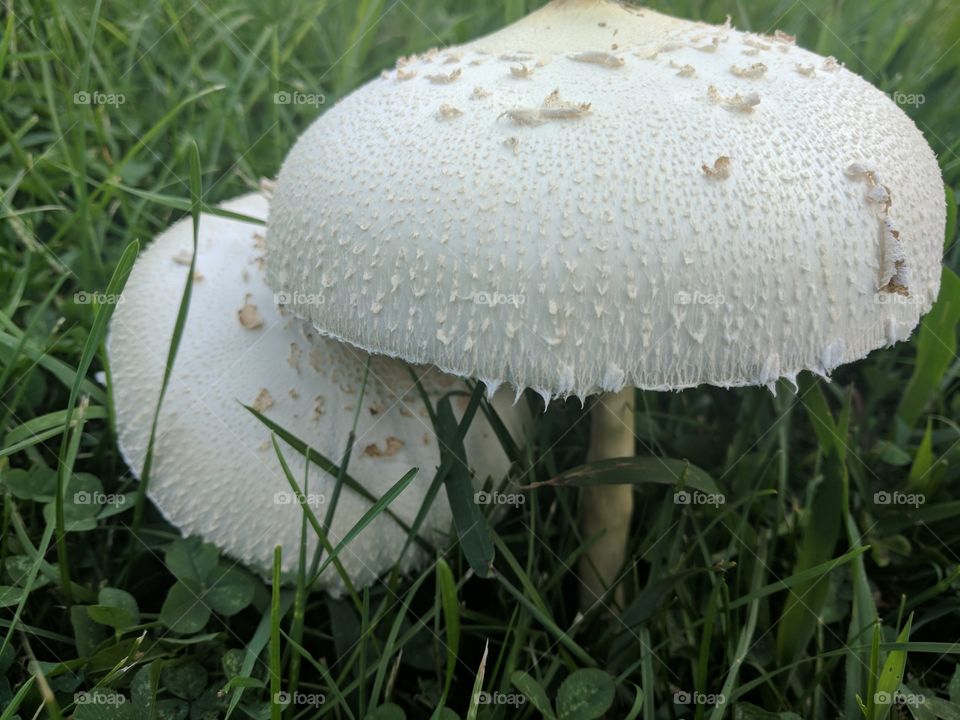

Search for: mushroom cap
xmin=266 ymin=0 xmax=945 ymax=400
xmin=107 ymin=192 xmax=527 ymax=594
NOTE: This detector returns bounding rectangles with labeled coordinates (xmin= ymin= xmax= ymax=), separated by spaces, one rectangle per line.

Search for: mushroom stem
xmin=579 ymin=386 xmax=635 ymax=612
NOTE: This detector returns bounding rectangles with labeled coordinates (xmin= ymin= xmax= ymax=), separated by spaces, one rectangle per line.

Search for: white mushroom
xmin=265 ymin=0 xmax=945 ymax=606
xmin=107 ymin=193 xmax=527 ymax=595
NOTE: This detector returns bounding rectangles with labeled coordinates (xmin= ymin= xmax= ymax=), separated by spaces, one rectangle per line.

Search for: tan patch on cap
xmin=363 ymin=436 xmax=405 ymax=458
xmin=702 ymin=156 xmax=732 ymax=180
xmin=253 ymin=389 xmax=274 ymax=412
xmin=312 ymin=396 xmax=326 ymax=420
xmin=238 ymin=295 xmax=263 ymax=329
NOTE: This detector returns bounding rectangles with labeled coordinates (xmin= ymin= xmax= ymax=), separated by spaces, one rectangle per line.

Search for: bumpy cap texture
xmin=108 ymin=193 xmax=526 ymax=594
xmin=266 ymin=0 xmax=945 ymax=400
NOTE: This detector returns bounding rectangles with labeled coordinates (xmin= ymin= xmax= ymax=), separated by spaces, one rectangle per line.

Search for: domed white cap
xmin=108 ymin=192 xmax=526 ymax=594
xmin=266 ymin=0 xmax=944 ymax=400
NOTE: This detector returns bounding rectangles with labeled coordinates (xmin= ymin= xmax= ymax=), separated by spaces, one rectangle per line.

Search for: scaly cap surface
xmin=267 ymin=0 xmax=944 ymax=400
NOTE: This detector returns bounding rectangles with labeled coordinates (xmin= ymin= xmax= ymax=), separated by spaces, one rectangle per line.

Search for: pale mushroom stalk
xmin=580 ymin=387 xmax=635 ymax=610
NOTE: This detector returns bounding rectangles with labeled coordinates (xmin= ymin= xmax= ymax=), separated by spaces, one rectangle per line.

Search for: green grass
xmin=1 ymin=0 xmax=960 ymax=718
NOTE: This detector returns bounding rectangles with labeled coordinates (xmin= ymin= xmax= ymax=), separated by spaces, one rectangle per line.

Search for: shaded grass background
xmin=1 ymin=0 xmax=960 ymax=718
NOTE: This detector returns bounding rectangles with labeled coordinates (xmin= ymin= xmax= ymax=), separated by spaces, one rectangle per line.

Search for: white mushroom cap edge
xmin=266 ymin=0 xmax=945 ymax=402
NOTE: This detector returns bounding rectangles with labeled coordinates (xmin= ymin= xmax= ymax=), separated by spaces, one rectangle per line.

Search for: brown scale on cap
xmin=499 ymin=89 xmax=592 ymax=126
xmin=287 ymin=343 xmax=301 ymax=371
xmin=437 ymin=104 xmax=463 ymax=120
xmin=568 ymin=50 xmax=625 ymax=68
xmin=363 ymin=436 xmax=405 ymax=458
xmin=702 ymin=156 xmax=732 ymax=180
xmin=424 ymin=68 xmax=461 ymax=84
xmin=237 ymin=295 xmax=263 ymax=329
xmin=707 ymin=85 xmax=761 ymax=112
xmin=252 ymin=388 xmax=274 ymax=412
xmin=730 ymin=62 xmax=767 ymax=79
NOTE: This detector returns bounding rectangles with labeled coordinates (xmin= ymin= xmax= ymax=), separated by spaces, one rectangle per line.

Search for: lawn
xmin=1 ymin=0 xmax=960 ymax=718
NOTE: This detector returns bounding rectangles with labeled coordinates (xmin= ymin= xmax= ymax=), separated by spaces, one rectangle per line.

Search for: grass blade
xmin=313 ymin=467 xmax=420 ymax=580
xmin=243 ymin=403 xmax=431 ymax=551
xmin=466 ymin=640 xmax=489 ymax=720
xmin=873 ymin=615 xmax=914 ymax=720
xmin=129 ymin=142 xmax=202 ymax=542
xmin=897 ymin=267 xmax=960 ymax=429
xmin=270 ymin=435 xmax=361 ymax=607
xmin=437 ymin=389 xmax=495 ymax=577
xmin=55 ymin=238 xmax=139 ymax=604
xmin=436 ymin=557 xmax=460 ymax=703
xmin=270 ymin=546 xmax=283 ymax=720
xmin=523 ymin=456 xmax=719 ymax=494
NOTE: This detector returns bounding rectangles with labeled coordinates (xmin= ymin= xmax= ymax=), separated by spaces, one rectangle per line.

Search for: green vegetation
xmin=1 ymin=0 xmax=959 ymax=717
